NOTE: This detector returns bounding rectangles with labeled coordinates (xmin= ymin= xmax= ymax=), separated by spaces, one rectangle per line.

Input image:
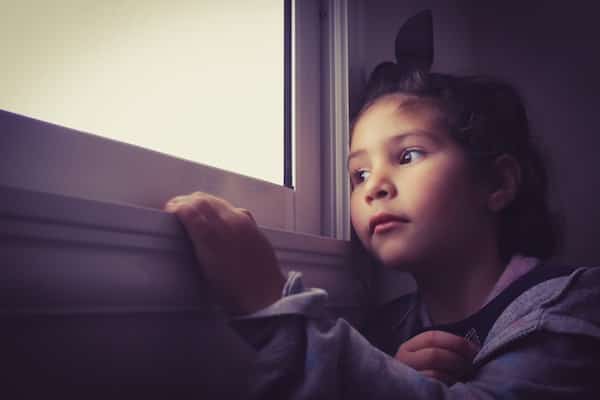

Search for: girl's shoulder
xmin=363 ymin=264 xmax=600 ymax=357
xmin=492 ymin=264 xmax=600 ymax=329
xmin=477 ymin=265 xmax=600 ymax=363
xmin=431 ymin=264 xmax=600 ymax=349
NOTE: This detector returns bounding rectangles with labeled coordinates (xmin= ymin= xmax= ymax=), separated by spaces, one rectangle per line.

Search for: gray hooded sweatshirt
xmin=232 ymin=265 xmax=600 ymax=399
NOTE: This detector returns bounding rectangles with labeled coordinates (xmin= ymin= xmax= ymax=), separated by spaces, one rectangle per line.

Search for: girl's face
xmin=349 ymin=95 xmax=491 ymax=272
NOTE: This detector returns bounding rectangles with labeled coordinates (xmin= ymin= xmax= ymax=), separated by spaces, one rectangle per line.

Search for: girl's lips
xmin=369 ymin=213 xmax=410 ymax=235
xmin=372 ymin=220 xmax=406 ymax=234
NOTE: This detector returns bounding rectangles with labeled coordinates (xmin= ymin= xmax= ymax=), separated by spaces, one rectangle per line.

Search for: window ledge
xmin=1 ymin=185 xmax=361 ymax=316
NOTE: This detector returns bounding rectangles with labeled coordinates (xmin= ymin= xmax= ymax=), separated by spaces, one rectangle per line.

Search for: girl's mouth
xmin=372 ymin=220 xmax=405 ymax=234
xmin=369 ymin=213 xmax=410 ymax=235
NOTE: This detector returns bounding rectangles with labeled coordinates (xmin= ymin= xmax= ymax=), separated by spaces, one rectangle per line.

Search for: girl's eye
xmin=399 ymin=149 xmax=425 ymax=164
xmin=353 ymin=169 xmax=370 ymax=184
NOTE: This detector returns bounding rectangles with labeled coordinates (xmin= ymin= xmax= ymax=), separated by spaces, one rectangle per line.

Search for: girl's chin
xmin=378 ymin=253 xmax=416 ymax=271
xmin=381 ymin=260 xmax=416 ymax=272
xmin=375 ymin=245 xmax=424 ymax=272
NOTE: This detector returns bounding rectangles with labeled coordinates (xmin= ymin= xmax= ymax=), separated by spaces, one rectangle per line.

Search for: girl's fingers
xmin=163 ymin=192 xmax=236 ymax=261
xmin=164 ymin=191 xmax=228 ymax=210
xmin=160 ymin=191 xmax=284 ymax=315
xmin=396 ymin=346 xmax=473 ymax=386
xmin=399 ymin=330 xmax=480 ymax=360
xmin=236 ymin=208 xmax=256 ymax=224
xmin=165 ymin=192 xmax=228 ymax=228
xmin=164 ymin=196 xmax=182 ymax=211
xmin=397 ymin=346 xmax=472 ymax=375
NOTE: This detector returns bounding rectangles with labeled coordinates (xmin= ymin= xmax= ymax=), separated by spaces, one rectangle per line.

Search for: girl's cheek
xmin=349 ymin=199 xmax=367 ymax=234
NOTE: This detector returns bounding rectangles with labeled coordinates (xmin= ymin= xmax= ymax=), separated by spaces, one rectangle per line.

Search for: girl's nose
xmin=365 ymin=174 xmax=397 ymax=203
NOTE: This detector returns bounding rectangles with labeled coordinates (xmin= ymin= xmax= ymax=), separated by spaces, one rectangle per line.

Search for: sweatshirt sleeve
xmin=229 ymin=270 xmax=600 ymax=400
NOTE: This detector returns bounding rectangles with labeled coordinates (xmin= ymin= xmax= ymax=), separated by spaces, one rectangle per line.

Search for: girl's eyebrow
xmin=347 ymin=130 xmax=439 ymax=168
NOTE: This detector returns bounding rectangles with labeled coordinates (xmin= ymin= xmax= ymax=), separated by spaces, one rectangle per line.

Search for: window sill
xmin=0 ymin=184 xmax=362 ymax=315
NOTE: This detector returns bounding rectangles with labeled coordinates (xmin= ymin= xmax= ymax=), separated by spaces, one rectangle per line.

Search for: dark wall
xmin=464 ymin=1 xmax=600 ymax=264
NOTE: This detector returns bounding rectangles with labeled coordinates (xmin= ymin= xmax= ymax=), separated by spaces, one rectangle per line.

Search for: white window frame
xmin=0 ymin=0 xmax=337 ymax=238
xmin=320 ymin=0 xmax=351 ymax=240
xmin=0 ymin=0 xmax=368 ymax=304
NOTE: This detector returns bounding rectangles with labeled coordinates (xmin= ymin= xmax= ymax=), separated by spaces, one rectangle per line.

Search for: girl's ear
xmin=487 ymin=154 xmax=521 ymax=212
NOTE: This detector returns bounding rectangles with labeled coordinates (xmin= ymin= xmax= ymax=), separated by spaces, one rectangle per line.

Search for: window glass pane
xmin=0 ymin=0 xmax=284 ymax=185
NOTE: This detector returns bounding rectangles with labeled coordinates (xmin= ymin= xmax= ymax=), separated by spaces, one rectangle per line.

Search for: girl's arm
xmin=231 ymin=273 xmax=600 ymax=399
xmin=165 ymin=192 xmax=600 ymax=399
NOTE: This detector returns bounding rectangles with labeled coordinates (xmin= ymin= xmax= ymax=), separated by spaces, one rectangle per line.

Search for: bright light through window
xmin=0 ymin=0 xmax=285 ymax=185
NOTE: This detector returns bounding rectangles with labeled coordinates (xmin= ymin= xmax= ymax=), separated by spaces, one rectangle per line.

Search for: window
xmin=1 ymin=0 xmax=287 ymax=185
xmin=0 ymin=0 xmax=364 ymax=331
xmin=0 ymin=0 xmax=329 ymax=236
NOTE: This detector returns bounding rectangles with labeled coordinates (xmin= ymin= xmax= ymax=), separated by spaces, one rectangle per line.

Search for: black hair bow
xmin=364 ymin=10 xmax=434 ymax=95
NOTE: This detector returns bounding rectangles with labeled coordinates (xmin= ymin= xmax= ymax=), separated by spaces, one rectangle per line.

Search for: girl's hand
xmin=395 ymin=330 xmax=480 ymax=386
xmin=164 ymin=192 xmax=286 ymax=316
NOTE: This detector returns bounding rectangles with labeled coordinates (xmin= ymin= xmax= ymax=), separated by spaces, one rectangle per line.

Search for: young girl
xmin=164 ymin=12 xmax=600 ymax=399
